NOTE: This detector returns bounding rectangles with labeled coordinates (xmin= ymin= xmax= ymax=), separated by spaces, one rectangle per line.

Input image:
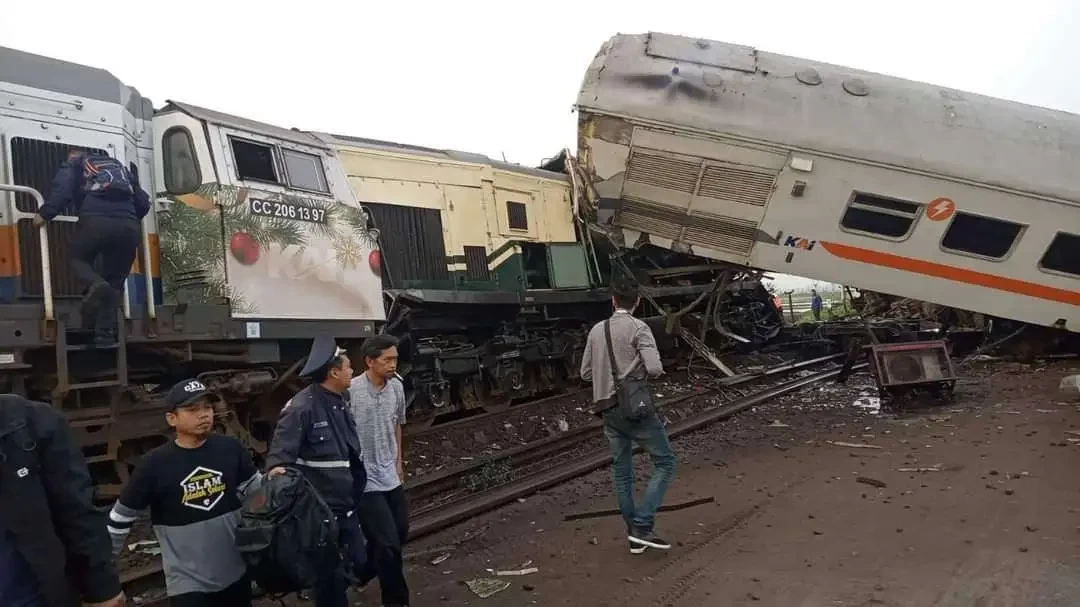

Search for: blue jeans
xmin=602 ymin=410 xmax=677 ymax=533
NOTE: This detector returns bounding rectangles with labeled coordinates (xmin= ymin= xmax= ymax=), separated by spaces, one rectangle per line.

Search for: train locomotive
xmin=0 ymin=45 xmax=779 ymax=495
xmin=573 ymin=32 xmax=1080 ymax=353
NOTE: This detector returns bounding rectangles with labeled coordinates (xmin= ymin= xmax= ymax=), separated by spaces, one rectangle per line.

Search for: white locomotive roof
xmin=577 ymin=32 xmax=1080 ymax=203
xmin=311 ymin=131 xmax=568 ymax=182
xmin=159 ymin=101 xmax=330 ymax=150
xmin=0 ymin=45 xmax=153 ymax=120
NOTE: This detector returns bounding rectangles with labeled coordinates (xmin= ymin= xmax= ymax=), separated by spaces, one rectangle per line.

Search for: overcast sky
xmin=4 ymin=0 xmax=1077 ymax=289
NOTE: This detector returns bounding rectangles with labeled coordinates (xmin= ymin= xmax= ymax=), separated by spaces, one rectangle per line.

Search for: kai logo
xmin=783 ymin=235 xmax=817 ymax=251
xmin=180 ymin=466 xmax=226 ymax=512
xmin=183 ymin=380 xmax=205 ymax=393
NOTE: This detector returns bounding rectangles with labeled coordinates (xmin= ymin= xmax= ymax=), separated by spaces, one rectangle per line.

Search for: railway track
xmin=118 ymin=352 xmax=859 ymax=601
xmin=406 ymin=353 xmax=860 ymax=538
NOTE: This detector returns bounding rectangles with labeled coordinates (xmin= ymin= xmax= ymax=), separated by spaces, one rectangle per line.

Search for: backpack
xmin=78 ymin=154 xmax=134 ymax=199
xmin=234 ymin=467 xmax=340 ymax=596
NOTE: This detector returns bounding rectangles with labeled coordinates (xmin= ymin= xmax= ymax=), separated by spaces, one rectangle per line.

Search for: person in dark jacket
xmin=811 ymin=289 xmax=824 ymax=322
xmin=32 ymin=149 xmax=150 ymax=347
xmin=0 ymin=394 xmax=125 ymax=607
xmin=266 ymin=336 xmax=367 ymax=607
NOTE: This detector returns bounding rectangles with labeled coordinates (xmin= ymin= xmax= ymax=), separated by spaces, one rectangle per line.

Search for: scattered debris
xmin=126 ymin=540 xmax=161 ymax=556
xmin=430 ymin=553 xmax=451 ymax=566
xmin=897 ymin=465 xmax=943 ymax=473
xmin=827 ymin=441 xmax=883 ymax=450
xmin=856 ymin=476 xmax=888 ymax=489
xmin=563 ymin=496 xmax=715 ymax=522
xmin=1059 ymin=375 xmax=1080 ymax=395
xmin=466 ymin=578 xmax=512 ymax=598
xmin=494 ymin=567 xmax=539 ymax=577
xmin=852 ymin=396 xmax=882 ymax=414
xmin=768 ymin=420 xmax=791 ymax=428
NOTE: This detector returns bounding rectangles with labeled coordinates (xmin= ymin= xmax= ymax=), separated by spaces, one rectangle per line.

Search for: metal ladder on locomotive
xmin=1 ymin=181 xmax=157 ymax=472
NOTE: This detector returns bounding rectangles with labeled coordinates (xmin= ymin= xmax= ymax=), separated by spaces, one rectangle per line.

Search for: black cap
xmin=166 ymin=378 xmax=212 ymax=411
xmin=299 ymin=335 xmax=345 ymax=377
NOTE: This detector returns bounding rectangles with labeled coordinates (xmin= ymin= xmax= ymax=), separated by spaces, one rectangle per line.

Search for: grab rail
xmin=0 ymin=183 xmax=55 ymax=321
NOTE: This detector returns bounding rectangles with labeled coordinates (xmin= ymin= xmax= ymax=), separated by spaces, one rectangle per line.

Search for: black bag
xmin=235 ymin=467 xmax=340 ymax=596
xmin=599 ymin=319 xmax=655 ymax=421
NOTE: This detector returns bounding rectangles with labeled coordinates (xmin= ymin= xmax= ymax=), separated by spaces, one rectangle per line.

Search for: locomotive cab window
xmin=940 ymin=212 xmax=1023 ymax=259
xmin=1039 ymin=231 xmax=1080 ymax=276
xmin=282 ymin=148 xmax=329 ymax=194
xmin=840 ymin=193 xmax=921 ymax=239
xmin=506 ymin=201 xmax=528 ymax=231
xmin=162 ymin=127 xmax=201 ymax=194
xmin=230 ymin=138 xmax=279 ymax=184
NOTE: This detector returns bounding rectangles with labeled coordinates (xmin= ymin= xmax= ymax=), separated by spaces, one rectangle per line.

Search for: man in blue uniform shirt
xmin=266 ymin=336 xmax=367 ymax=607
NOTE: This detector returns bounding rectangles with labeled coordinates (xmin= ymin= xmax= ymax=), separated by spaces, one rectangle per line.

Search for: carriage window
xmin=231 ymin=138 xmax=279 ymax=183
xmin=282 ymin=148 xmax=329 ymax=194
xmin=839 ymin=193 xmax=920 ymax=239
xmin=506 ymin=201 xmax=528 ymax=230
xmin=941 ymin=212 xmax=1022 ymax=259
xmin=162 ymin=127 xmax=201 ymax=194
xmin=1039 ymin=232 xmax=1080 ymax=276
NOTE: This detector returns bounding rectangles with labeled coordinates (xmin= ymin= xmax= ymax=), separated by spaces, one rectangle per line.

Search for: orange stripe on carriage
xmin=130 ymin=233 xmax=161 ymax=278
xmin=819 ymin=241 xmax=1080 ymax=306
xmin=0 ymin=224 xmax=22 ymax=278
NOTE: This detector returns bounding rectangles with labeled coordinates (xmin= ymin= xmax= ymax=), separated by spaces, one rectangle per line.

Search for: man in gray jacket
xmin=580 ymin=283 xmax=676 ymax=555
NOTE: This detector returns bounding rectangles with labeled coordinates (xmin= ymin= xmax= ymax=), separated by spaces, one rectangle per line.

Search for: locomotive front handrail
xmin=140 ymin=216 xmax=156 ymax=320
xmin=0 ymin=183 xmax=55 ymax=321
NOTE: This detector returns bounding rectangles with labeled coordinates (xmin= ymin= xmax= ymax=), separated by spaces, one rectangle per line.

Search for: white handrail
xmin=140 ymin=216 xmax=156 ymax=319
xmin=0 ymin=183 xmax=54 ymax=321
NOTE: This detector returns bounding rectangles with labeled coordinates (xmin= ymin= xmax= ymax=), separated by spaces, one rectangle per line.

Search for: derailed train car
xmin=309 ymin=132 xmax=772 ymax=426
xmin=575 ymin=32 xmax=1080 ymax=347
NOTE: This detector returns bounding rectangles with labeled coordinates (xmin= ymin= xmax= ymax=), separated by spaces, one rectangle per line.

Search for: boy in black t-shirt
xmin=106 ymin=379 xmax=262 ymax=607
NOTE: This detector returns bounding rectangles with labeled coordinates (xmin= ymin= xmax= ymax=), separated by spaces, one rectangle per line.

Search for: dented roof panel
xmin=576 ymin=32 xmax=1080 ymax=203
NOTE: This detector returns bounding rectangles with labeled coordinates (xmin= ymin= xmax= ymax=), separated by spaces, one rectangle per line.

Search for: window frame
xmin=162 ymin=126 xmax=202 ymax=195
xmin=280 ymin=147 xmax=330 ymax=195
xmin=837 ymin=191 xmax=923 ymax=242
xmin=506 ymin=200 xmax=529 ymax=231
xmin=228 ymin=135 xmax=282 ymax=186
xmin=1037 ymin=230 xmax=1080 ymax=278
xmin=937 ymin=210 xmax=1025 ymax=263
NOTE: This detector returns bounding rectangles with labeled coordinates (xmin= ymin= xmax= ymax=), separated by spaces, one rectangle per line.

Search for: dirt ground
xmin=266 ymin=359 xmax=1080 ymax=607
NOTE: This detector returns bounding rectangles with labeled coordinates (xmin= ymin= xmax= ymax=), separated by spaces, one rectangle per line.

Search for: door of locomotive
xmin=2 ymin=119 xmax=127 ymax=302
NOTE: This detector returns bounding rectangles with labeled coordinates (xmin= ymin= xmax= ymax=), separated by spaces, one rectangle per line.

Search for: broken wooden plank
xmin=827 ymin=440 xmax=882 ymax=450
xmin=563 ymin=496 xmax=716 ymax=522
xmin=856 ymin=476 xmax=888 ymax=488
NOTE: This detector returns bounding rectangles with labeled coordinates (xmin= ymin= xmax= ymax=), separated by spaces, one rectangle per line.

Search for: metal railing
xmin=0 ymin=182 xmax=157 ymax=323
xmin=0 ymin=183 xmax=56 ymax=320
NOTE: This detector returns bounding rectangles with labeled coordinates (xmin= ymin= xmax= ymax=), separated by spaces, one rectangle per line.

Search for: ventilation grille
xmin=683 ymin=211 xmax=757 ymax=254
xmin=697 ymin=165 xmax=775 ymax=206
xmin=17 ymin=219 xmax=88 ymax=297
xmin=11 ymin=137 xmax=110 ymax=298
xmin=625 ymin=148 xmax=777 ymax=206
xmin=617 ymin=198 xmax=757 ymax=255
xmin=626 ymin=152 xmax=699 ymax=194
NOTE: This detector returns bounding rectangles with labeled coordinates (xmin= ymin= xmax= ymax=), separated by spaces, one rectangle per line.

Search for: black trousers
xmin=169 ymin=575 xmax=250 ymax=607
xmin=357 ymin=486 xmax=410 ymax=605
xmin=69 ymin=215 xmax=141 ymax=334
xmin=312 ymin=511 xmax=366 ymax=607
